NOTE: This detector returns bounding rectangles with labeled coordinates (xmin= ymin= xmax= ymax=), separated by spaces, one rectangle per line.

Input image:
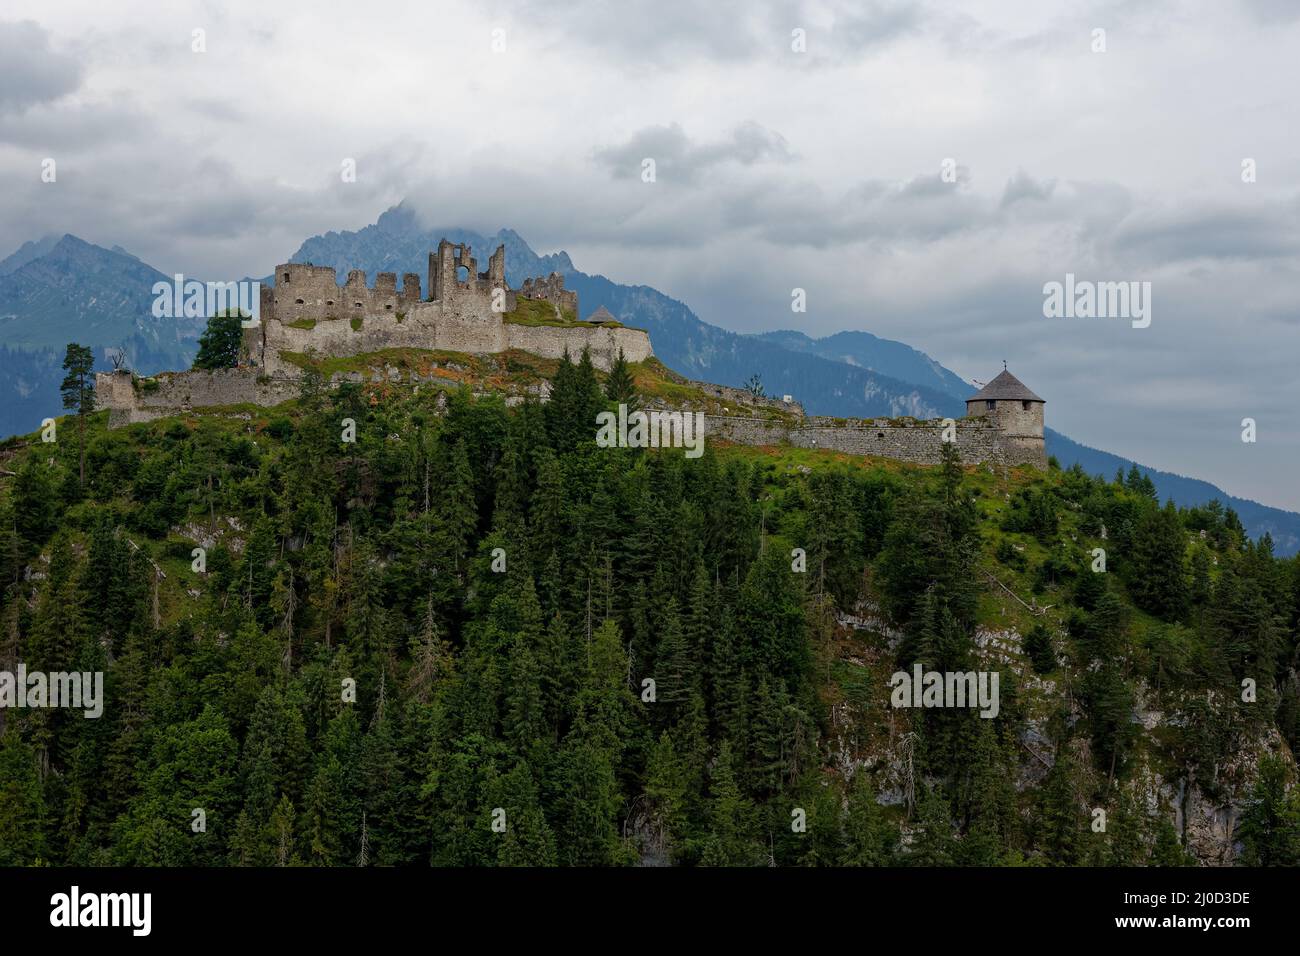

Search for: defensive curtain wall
xmin=99 ymin=364 xmax=1044 ymax=470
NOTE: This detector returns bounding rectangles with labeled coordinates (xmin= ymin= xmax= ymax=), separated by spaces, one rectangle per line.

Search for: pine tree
xmin=1024 ymin=623 xmax=1057 ymax=675
xmin=654 ymin=598 xmax=693 ymax=710
xmin=644 ymin=732 xmax=688 ymax=863
xmin=270 ymin=794 xmax=300 ymax=866
xmin=907 ymin=784 xmax=954 ymax=866
xmin=1128 ymin=501 xmax=1190 ymax=621
xmin=60 ymin=342 xmax=96 ymax=488
xmin=504 ymin=636 xmax=545 ymax=753
xmin=551 ymin=725 xmax=624 ymax=866
xmin=1037 ymin=743 xmax=1085 ymax=864
xmin=840 ymin=773 xmax=895 ymax=866
xmin=435 ymin=437 xmax=479 ymax=574
xmin=491 ymin=762 xmax=557 ymax=866
xmin=1150 ymin=817 xmax=1194 ymax=866
xmin=0 ymin=730 xmax=47 ymax=865
xmin=604 ymin=347 xmax=637 ymax=410
xmin=700 ymin=742 xmax=759 ymax=866
xmin=1238 ymin=756 xmax=1300 ymax=865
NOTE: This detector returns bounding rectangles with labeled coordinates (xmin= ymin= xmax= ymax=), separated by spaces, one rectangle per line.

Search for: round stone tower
xmin=965 ymin=367 xmax=1045 ymax=468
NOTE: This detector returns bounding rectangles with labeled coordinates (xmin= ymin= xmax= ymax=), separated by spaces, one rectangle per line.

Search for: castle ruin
xmin=249 ymin=239 xmax=644 ymax=376
xmin=95 ymin=238 xmax=1046 ymax=470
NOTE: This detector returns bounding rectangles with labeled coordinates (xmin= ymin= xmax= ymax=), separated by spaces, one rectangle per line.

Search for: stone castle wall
xmin=252 ymin=304 xmax=653 ymax=377
xmin=97 ymin=366 xmax=1045 ymax=468
xmin=256 ymin=299 xmax=507 ymax=376
xmin=262 ymin=263 xmax=424 ymax=327
xmin=519 ymin=273 xmax=578 ymax=318
xmin=97 ymin=368 xmax=300 ymax=427
xmin=505 ymin=323 xmax=652 ymax=371
xmin=705 ymin=414 xmax=1043 ymax=468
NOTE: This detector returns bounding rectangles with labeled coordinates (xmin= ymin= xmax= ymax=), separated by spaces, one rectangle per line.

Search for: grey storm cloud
xmin=0 ymin=20 xmax=83 ymax=116
xmin=594 ymin=122 xmax=794 ymax=183
xmin=1110 ymin=204 xmax=1300 ymax=265
xmin=832 ymin=0 xmax=929 ymax=49
xmin=504 ymin=0 xmax=936 ymax=66
xmin=1000 ymin=171 xmax=1057 ymax=208
xmin=0 ymin=97 xmax=148 ymax=148
xmin=504 ymin=0 xmax=797 ymax=63
xmin=1241 ymin=0 xmax=1300 ymax=23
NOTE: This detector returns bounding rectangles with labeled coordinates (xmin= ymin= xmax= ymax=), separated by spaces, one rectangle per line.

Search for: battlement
xmin=261 ymin=262 xmax=423 ymax=329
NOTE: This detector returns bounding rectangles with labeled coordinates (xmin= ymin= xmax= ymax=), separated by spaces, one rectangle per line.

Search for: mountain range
xmin=0 ymin=234 xmax=205 ymax=436
xmin=2 ymin=205 xmax=1296 ymax=554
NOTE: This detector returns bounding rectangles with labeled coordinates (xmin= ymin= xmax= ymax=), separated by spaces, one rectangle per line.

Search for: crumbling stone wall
xmin=703 ymin=416 xmax=792 ymax=447
xmin=253 ymin=302 xmax=650 ymax=376
xmin=96 ymin=368 xmax=300 ymax=427
xmin=704 ymin=414 xmax=1044 ymax=468
xmin=519 ymin=273 xmax=578 ymax=319
xmin=505 ymin=324 xmax=652 ymax=371
xmin=795 ymin=417 xmax=1004 ymax=465
xmin=266 ymin=263 xmax=422 ymax=328
xmin=97 ymin=367 xmax=1045 ymax=469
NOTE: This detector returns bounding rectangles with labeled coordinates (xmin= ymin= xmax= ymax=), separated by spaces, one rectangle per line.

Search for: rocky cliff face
xmin=826 ymin=601 xmax=1291 ymax=866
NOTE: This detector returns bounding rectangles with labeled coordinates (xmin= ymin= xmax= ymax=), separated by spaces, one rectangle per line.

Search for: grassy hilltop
xmin=0 ymin=349 xmax=1296 ymax=867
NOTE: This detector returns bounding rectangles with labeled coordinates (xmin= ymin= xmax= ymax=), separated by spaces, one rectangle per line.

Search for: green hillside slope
xmin=0 ymin=351 xmax=1295 ymax=867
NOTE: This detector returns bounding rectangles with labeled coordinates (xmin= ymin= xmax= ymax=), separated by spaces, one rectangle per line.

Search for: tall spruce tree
xmin=60 ymin=342 xmax=96 ymax=487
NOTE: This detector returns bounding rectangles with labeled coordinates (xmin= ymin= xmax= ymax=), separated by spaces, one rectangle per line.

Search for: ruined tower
xmin=965 ymin=368 xmax=1046 ymax=467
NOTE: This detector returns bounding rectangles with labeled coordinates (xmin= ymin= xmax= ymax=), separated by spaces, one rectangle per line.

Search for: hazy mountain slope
xmin=0 ymin=234 xmax=61 ymax=276
xmin=0 ymin=345 xmax=65 ymax=438
xmin=0 ymin=234 xmax=203 ymax=366
xmin=0 ymin=234 xmax=208 ymax=434
xmin=564 ymin=272 xmax=962 ymax=420
xmin=754 ymin=328 xmax=973 ymax=399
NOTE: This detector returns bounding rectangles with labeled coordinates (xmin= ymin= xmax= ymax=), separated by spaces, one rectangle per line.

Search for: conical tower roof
xmin=587 ymin=305 xmax=617 ymax=323
xmin=967 ymin=368 xmax=1044 ymax=403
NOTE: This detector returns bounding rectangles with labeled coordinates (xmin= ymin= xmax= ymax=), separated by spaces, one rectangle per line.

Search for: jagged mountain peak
xmin=284 ymin=206 xmax=576 ymax=289
xmin=0 ymin=234 xmax=64 ymax=276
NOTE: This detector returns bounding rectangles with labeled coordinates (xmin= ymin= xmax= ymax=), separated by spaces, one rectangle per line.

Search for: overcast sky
xmin=2 ymin=0 xmax=1298 ymax=511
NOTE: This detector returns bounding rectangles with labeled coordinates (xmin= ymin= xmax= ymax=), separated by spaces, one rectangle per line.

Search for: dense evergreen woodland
xmin=1 ymin=348 xmax=1298 ymax=867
